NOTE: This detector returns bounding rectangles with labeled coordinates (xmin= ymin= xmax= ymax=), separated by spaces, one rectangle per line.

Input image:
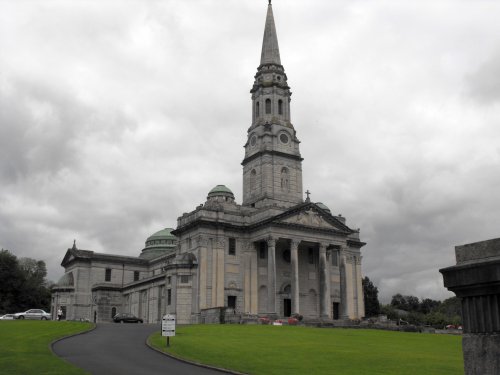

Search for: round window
xmin=279 ymin=133 xmax=289 ymax=144
xmin=250 ymin=136 xmax=257 ymax=147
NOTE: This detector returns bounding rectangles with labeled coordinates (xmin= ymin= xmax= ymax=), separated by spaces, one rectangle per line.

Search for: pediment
xmin=276 ymin=205 xmax=350 ymax=232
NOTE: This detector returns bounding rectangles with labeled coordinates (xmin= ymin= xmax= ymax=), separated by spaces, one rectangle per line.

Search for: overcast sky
xmin=1 ymin=0 xmax=499 ymax=303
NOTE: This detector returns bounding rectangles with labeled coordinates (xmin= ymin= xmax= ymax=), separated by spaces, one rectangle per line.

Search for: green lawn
xmin=150 ymin=325 xmax=463 ymax=375
xmin=0 ymin=320 xmax=93 ymax=375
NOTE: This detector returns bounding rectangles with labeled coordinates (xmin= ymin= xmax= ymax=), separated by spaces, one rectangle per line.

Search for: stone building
xmin=51 ymin=2 xmax=366 ymax=324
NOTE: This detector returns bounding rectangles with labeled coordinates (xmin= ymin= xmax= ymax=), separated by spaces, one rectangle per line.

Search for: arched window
xmin=256 ymin=101 xmax=260 ymax=117
xmin=250 ymin=169 xmax=257 ymax=192
xmin=278 ymin=100 xmax=283 ymax=115
xmin=111 ymin=307 xmax=117 ymax=319
xmin=265 ymin=98 xmax=271 ymax=114
xmin=281 ymin=167 xmax=289 ymax=191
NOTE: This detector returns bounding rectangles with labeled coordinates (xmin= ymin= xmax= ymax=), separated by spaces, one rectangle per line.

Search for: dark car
xmin=113 ymin=313 xmax=143 ymax=323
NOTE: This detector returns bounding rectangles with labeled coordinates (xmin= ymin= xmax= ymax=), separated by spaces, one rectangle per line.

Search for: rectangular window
xmin=105 ymin=268 xmax=111 ymax=282
xmin=180 ymin=275 xmax=189 ymax=284
xmin=228 ymin=238 xmax=236 ymax=255
xmin=259 ymin=242 xmax=266 ymax=259
xmin=332 ymin=250 xmax=339 ymax=267
xmin=134 ymin=271 xmax=140 ymax=281
xmin=308 ymin=248 xmax=314 ymax=264
xmin=228 ymin=296 xmax=237 ymax=309
xmin=167 ymin=289 xmax=171 ymax=305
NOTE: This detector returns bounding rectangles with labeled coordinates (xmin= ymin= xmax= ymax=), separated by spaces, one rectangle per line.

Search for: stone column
xmin=290 ymin=239 xmax=300 ymax=315
xmin=440 ymin=238 xmax=500 ymax=375
xmin=339 ymin=247 xmax=349 ymax=319
xmin=267 ymin=237 xmax=277 ymax=315
xmin=319 ymin=243 xmax=331 ymax=319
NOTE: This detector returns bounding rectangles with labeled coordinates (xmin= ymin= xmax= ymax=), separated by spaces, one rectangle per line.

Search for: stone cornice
xmin=241 ymin=149 xmax=303 ymax=166
xmin=121 ymin=273 xmax=166 ymax=291
xmin=346 ymin=239 xmax=367 ymax=249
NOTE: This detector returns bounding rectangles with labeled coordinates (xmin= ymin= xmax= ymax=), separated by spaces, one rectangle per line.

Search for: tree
xmin=419 ymin=298 xmax=441 ymax=314
xmin=362 ymin=276 xmax=380 ymax=317
xmin=390 ymin=293 xmax=408 ymax=311
xmin=0 ymin=250 xmax=52 ymax=314
xmin=0 ymin=249 xmax=24 ymax=313
xmin=437 ymin=297 xmax=461 ymax=317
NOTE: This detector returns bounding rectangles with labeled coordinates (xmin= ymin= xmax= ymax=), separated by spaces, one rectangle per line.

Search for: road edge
xmin=145 ymin=331 xmax=247 ymax=375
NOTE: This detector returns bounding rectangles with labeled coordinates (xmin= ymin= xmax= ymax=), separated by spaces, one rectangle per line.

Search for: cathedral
xmin=51 ymin=2 xmax=366 ymax=324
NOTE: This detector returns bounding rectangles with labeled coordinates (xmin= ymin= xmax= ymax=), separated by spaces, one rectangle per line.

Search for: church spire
xmin=242 ymin=2 xmax=303 ymax=209
xmin=260 ymin=1 xmax=281 ymax=66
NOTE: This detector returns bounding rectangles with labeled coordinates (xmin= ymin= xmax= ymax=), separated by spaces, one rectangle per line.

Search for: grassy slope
xmin=150 ymin=325 xmax=463 ymax=375
xmin=0 ymin=320 xmax=93 ymax=375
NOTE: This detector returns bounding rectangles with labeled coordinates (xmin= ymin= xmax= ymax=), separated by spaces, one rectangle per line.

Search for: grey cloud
xmin=466 ymin=50 xmax=500 ymax=104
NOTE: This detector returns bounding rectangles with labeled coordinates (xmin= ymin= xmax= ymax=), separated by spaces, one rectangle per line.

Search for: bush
xmin=291 ymin=313 xmax=303 ymax=321
xmin=258 ymin=317 xmax=271 ymax=325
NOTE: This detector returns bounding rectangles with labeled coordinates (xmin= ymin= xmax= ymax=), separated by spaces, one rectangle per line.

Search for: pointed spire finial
xmin=260 ymin=0 xmax=281 ymax=65
xmin=72 ymin=239 xmax=77 ymax=250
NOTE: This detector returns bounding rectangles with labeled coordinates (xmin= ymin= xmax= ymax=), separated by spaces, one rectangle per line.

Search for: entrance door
xmin=284 ymin=298 xmax=291 ymax=317
xmin=332 ymin=302 xmax=340 ymax=320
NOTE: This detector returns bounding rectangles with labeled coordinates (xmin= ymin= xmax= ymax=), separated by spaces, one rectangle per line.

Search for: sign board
xmin=162 ymin=314 xmax=176 ymax=337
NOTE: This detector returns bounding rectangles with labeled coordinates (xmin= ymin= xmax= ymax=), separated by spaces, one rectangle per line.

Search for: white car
xmin=0 ymin=314 xmax=15 ymax=320
xmin=14 ymin=309 xmax=51 ymax=320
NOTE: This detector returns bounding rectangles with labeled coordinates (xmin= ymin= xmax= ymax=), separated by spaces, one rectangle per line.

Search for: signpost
xmin=161 ymin=314 xmax=176 ymax=347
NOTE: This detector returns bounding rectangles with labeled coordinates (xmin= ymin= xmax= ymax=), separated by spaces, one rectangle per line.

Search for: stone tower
xmin=242 ymin=2 xmax=303 ymax=209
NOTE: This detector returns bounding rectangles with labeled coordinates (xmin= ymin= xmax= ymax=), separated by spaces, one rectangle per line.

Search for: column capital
xmin=319 ymin=243 xmax=328 ymax=253
xmin=266 ymin=237 xmax=276 ymax=247
xmin=243 ymin=241 xmax=255 ymax=253
xmin=290 ymin=238 xmax=301 ymax=249
xmin=196 ymin=235 xmax=209 ymax=247
xmin=215 ymin=237 xmax=226 ymax=248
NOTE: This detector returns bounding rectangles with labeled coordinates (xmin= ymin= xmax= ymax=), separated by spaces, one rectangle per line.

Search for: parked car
xmin=0 ymin=314 xmax=16 ymax=320
xmin=14 ymin=309 xmax=51 ymax=320
xmin=113 ymin=313 xmax=143 ymax=323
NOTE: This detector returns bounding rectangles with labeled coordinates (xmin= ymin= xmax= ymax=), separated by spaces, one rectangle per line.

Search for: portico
xmin=246 ymin=220 xmax=363 ymax=320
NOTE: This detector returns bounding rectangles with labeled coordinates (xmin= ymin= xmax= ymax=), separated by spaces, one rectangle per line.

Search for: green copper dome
xmin=146 ymin=228 xmax=175 ymax=243
xmin=140 ymin=228 xmax=177 ymax=260
xmin=316 ymin=202 xmax=331 ymax=214
xmin=208 ymin=185 xmax=234 ymax=196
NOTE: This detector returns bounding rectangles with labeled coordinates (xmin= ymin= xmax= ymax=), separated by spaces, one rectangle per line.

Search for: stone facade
xmin=52 ymin=3 xmax=366 ymax=325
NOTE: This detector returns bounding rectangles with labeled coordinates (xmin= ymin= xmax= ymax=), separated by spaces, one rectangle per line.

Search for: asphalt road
xmin=52 ymin=323 xmax=226 ymax=375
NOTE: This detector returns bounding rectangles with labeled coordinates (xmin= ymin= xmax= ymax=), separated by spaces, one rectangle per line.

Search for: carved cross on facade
xmin=305 ymin=189 xmax=311 ymax=202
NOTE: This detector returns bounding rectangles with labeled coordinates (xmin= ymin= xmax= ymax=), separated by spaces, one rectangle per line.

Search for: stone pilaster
xmin=267 ymin=237 xmax=277 ymax=314
xmin=290 ymin=239 xmax=300 ymax=315
xmin=244 ymin=241 xmax=258 ymax=314
xmin=197 ymin=235 xmax=208 ymax=310
xmin=440 ymin=238 xmax=500 ymax=375
xmin=319 ymin=243 xmax=331 ymax=319
xmin=215 ymin=237 xmax=225 ymax=307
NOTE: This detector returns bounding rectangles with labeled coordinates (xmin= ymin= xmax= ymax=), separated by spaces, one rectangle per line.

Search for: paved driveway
xmin=53 ymin=323 xmax=225 ymax=375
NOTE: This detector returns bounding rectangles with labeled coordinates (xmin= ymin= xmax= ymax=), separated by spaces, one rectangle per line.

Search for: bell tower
xmin=242 ymin=1 xmax=304 ymax=208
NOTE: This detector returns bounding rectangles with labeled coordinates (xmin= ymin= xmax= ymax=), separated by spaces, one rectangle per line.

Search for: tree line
xmin=363 ymin=276 xmax=462 ymax=328
xmin=0 ymin=249 xmax=52 ymax=314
